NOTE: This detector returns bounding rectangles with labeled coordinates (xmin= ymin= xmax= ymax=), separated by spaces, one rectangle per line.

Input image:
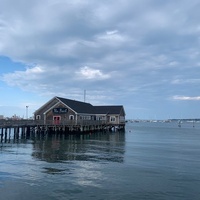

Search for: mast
xmin=84 ymin=89 xmax=86 ymax=102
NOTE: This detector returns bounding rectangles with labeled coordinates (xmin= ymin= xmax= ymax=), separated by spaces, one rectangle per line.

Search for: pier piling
xmin=0 ymin=119 xmax=125 ymax=142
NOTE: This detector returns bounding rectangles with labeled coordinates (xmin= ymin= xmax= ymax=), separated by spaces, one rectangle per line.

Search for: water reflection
xmin=32 ymin=132 xmax=126 ymax=164
xmin=42 ymin=167 xmax=66 ymax=175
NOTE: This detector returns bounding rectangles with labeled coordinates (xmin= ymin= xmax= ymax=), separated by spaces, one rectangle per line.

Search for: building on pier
xmin=0 ymin=97 xmax=125 ymax=135
xmin=34 ymin=96 xmax=126 ymax=130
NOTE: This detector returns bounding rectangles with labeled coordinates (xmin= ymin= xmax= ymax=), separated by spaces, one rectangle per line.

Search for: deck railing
xmin=0 ymin=119 xmax=125 ymax=128
xmin=0 ymin=119 xmax=108 ymax=127
xmin=35 ymin=119 xmax=107 ymax=126
xmin=0 ymin=119 xmax=35 ymax=127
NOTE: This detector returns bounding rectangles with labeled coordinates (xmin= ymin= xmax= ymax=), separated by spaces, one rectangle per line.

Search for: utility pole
xmin=84 ymin=90 xmax=86 ymax=102
xmin=26 ymin=106 xmax=29 ymax=119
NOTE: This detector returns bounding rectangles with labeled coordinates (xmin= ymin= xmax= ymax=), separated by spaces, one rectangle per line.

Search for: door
xmin=53 ymin=116 xmax=61 ymax=125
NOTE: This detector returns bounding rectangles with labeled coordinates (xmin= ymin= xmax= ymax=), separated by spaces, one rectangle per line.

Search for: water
xmin=1 ymin=122 xmax=200 ymax=200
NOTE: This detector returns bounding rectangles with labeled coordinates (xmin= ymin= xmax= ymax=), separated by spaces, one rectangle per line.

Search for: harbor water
xmin=1 ymin=121 xmax=200 ymax=200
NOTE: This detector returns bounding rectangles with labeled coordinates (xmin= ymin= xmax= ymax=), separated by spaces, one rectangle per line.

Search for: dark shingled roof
xmin=94 ymin=106 xmax=123 ymax=114
xmin=56 ymin=96 xmax=124 ymax=115
xmin=56 ymin=96 xmax=95 ymax=114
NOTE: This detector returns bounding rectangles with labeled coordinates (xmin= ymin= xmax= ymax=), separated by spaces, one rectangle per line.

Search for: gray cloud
xmin=1 ymin=0 xmax=200 ymax=118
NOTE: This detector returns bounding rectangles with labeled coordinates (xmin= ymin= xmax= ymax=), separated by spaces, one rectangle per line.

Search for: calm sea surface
xmin=1 ymin=122 xmax=200 ymax=200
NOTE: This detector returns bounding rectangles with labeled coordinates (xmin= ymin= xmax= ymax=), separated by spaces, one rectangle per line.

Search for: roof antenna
xmin=84 ymin=89 xmax=86 ymax=102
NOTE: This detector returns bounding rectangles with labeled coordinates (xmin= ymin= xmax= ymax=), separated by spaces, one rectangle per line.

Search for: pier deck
xmin=0 ymin=119 xmax=125 ymax=139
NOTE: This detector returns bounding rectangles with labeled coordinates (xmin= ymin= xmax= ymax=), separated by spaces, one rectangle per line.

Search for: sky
xmin=0 ymin=0 xmax=200 ymax=120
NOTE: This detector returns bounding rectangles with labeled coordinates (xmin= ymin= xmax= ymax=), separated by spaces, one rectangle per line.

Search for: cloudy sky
xmin=0 ymin=0 xmax=200 ymax=119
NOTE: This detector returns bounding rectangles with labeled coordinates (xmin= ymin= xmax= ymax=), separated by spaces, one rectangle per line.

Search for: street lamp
xmin=26 ymin=106 xmax=29 ymax=119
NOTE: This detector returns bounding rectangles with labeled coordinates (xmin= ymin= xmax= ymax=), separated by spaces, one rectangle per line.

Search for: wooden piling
xmin=1 ymin=128 xmax=3 ymax=142
xmin=0 ymin=119 xmax=125 ymax=139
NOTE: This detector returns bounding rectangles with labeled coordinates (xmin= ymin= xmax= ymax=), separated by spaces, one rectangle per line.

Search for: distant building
xmin=0 ymin=115 xmax=4 ymax=120
xmin=34 ymin=96 xmax=126 ymax=127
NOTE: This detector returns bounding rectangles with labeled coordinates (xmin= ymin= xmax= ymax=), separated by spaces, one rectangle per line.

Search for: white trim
xmin=78 ymin=112 xmax=98 ymax=115
xmin=69 ymin=115 xmax=74 ymax=120
xmin=36 ymin=115 xmax=41 ymax=120
xmin=43 ymin=102 xmax=60 ymax=115
xmin=34 ymin=96 xmax=57 ymax=114
xmin=44 ymin=113 xmax=46 ymax=124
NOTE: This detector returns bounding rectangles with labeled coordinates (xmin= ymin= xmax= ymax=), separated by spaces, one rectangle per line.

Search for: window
xmin=69 ymin=115 xmax=74 ymax=120
xmin=87 ymin=116 xmax=91 ymax=120
xmin=36 ymin=115 xmax=41 ymax=120
xmin=110 ymin=117 xmax=116 ymax=122
xmin=97 ymin=116 xmax=105 ymax=120
xmin=100 ymin=116 xmax=105 ymax=120
xmin=81 ymin=116 xmax=91 ymax=120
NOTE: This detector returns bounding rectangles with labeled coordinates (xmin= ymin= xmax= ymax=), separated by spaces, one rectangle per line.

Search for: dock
xmin=0 ymin=119 xmax=125 ymax=142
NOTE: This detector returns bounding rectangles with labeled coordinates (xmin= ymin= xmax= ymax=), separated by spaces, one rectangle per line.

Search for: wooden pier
xmin=0 ymin=119 xmax=125 ymax=142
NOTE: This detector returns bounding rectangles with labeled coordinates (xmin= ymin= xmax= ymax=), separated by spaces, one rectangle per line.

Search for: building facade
xmin=34 ymin=96 xmax=126 ymax=128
